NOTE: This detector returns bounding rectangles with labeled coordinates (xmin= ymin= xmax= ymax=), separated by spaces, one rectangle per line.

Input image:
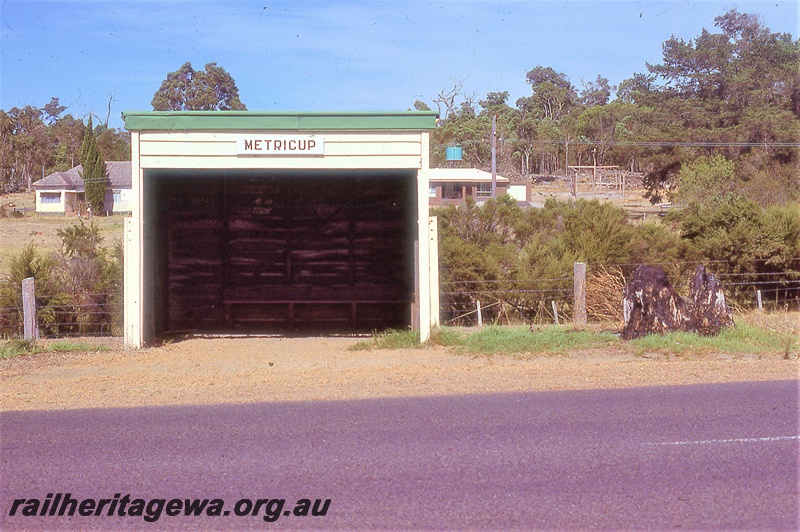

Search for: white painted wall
xmin=35 ymin=191 xmax=65 ymax=213
xmin=508 ymin=184 xmax=528 ymax=202
xmin=105 ymin=188 xmax=133 ymax=213
xmin=136 ymin=131 xmax=425 ymax=170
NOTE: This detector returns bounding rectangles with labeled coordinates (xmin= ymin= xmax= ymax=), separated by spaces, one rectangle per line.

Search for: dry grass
xmin=738 ymin=310 xmax=800 ymax=337
xmin=0 ymin=191 xmax=36 ymax=211
xmin=586 ymin=265 xmax=627 ymax=327
xmin=0 ymin=192 xmax=125 ymax=259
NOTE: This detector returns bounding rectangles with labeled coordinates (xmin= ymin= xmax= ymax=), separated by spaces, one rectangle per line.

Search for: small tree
xmin=672 ymin=155 xmax=737 ymax=207
xmin=79 ymin=116 xmax=107 ymax=214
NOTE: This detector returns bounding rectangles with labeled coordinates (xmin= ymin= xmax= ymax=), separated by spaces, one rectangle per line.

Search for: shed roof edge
xmin=122 ymin=111 xmax=439 ymax=131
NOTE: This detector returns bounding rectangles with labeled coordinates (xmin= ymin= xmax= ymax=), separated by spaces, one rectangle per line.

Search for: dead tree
xmin=622 ymin=266 xmax=691 ymax=339
xmin=622 ymin=265 xmax=733 ymax=340
xmin=688 ymin=264 xmax=735 ymax=336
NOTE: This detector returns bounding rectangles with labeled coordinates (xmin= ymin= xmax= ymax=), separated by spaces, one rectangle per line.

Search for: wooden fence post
xmin=574 ymin=262 xmax=587 ymax=326
xmin=476 ymin=300 xmax=483 ymax=327
xmin=22 ymin=277 xmax=37 ymax=340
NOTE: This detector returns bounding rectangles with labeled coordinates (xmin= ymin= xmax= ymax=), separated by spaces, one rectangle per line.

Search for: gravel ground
xmin=1 ymin=336 xmax=797 ymax=412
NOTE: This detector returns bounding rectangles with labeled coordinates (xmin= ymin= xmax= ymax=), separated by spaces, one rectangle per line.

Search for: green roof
xmin=122 ymin=111 xmax=439 ymax=131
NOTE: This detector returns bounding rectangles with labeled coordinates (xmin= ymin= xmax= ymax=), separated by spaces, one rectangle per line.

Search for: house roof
xmin=33 ymin=161 xmax=132 ymax=191
xmin=427 ymin=168 xmax=510 ymax=184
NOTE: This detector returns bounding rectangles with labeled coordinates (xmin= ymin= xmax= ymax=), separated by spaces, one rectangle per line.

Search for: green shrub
xmin=1 ymin=222 xmax=124 ymax=338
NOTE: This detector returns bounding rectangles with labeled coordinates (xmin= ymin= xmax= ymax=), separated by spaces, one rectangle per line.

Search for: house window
xmin=428 ymin=184 xmax=437 ymax=198
xmin=443 ymin=183 xmax=462 ymax=199
xmin=40 ymin=192 xmax=61 ymax=204
xmin=113 ymin=190 xmax=122 ymax=203
xmin=476 ymin=182 xmax=492 ymax=197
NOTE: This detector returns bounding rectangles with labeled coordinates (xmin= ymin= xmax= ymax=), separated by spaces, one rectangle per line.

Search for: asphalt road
xmin=1 ymin=380 xmax=798 ymax=529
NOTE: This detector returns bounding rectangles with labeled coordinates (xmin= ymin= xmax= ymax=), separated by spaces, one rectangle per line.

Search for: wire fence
xmin=440 ymin=259 xmax=800 ymax=327
xmin=0 ymin=299 xmax=123 ymax=339
xmin=440 ymin=277 xmax=574 ymax=326
xmin=1 ymin=259 xmax=797 ymax=339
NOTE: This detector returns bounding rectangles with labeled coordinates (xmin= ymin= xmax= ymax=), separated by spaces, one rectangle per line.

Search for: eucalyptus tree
xmin=579 ymin=75 xmax=612 ymax=107
xmin=5 ymin=106 xmax=50 ymax=192
xmin=520 ymin=66 xmax=577 ymax=121
xmin=151 ymin=62 xmax=247 ymax=111
xmin=0 ymin=110 xmax=13 ymax=190
xmin=516 ymin=66 xmax=582 ymax=175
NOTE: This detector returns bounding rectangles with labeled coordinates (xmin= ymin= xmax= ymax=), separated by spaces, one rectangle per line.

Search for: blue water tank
xmin=445 ymin=146 xmax=463 ymax=161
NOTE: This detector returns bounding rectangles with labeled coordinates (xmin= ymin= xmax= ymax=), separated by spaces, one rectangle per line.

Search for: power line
xmin=433 ymin=139 xmax=800 ymax=148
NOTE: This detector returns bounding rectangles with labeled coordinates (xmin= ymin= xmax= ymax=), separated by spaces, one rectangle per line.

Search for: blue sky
xmin=1 ymin=0 xmax=797 ymax=130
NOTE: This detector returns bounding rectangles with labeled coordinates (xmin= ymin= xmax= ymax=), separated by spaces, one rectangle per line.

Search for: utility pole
xmin=491 ymin=113 xmax=497 ymax=198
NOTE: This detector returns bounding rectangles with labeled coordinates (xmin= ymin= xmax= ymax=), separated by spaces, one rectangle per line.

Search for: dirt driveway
xmin=1 ymin=336 xmax=797 ymax=412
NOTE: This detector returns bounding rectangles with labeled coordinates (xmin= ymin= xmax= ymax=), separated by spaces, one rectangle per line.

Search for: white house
xmin=32 ymin=161 xmax=132 ymax=214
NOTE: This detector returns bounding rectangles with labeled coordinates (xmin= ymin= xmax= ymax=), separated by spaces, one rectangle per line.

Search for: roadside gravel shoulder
xmin=1 ymin=336 xmax=797 ymax=412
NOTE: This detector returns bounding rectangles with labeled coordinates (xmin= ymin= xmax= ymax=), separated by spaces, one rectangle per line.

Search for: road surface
xmin=2 ymin=380 xmax=798 ymax=529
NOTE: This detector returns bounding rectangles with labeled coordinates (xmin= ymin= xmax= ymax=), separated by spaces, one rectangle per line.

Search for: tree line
xmin=421 ymin=9 xmax=799 ymax=208
xmin=3 ymin=9 xmax=796 ymax=205
xmin=426 ymin=9 xmax=800 ymax=323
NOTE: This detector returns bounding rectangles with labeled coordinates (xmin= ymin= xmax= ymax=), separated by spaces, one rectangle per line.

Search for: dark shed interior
xmin=148 ymin=170 xmax=416 ymax=335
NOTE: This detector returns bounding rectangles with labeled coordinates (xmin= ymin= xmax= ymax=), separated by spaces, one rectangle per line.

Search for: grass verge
xmin=349 ymin=314 xmax=798 ymax=358
xmin=348 ymin=327 xmax=470 ymax=351
xmin=628 ymin=320 xmax=798 ymax=358
xmin=0 ymin=339 xmax=110 ymax=359
xmin=457 ymin=325 xmax=618 ymax=355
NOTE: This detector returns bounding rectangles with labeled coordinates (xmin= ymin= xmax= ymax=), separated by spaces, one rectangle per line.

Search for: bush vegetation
xmin=0 ymin=221 xmax=123 ymax=338
xmin=427 ymin=10 xmax=798 ymax=209
xmin=427 ymin=8 xmax=799 ymax=329
xmin=433 ymin=193 xmax=799 ymax=325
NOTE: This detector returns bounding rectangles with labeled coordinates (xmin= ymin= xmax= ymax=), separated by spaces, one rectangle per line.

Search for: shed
xmin=122 ymin=111 xmax=440 ymax=348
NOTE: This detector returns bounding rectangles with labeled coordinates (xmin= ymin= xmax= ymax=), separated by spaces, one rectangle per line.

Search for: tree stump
xmin=688 ymin=264 xmax=735 ymax=336
xmin=621 ymin=265 xmax=733 ymax=340
xmin=622 ymin=266 xmax=691 ymax=340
